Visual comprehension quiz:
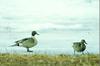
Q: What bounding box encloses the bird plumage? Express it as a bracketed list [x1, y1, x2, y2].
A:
[72, 39, 87, 54]
[11, 31, 39, 52]
[73, 42, 86, 52]
[21, 37, 37, 48]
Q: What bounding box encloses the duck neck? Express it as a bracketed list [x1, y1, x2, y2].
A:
[32, 34, 36, 36]
[32, 36, 35, 38]
[81, 42, 85, 44]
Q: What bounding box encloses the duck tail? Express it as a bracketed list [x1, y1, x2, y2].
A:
[10, 44, 18, 47]
[10, 41, 20, 47]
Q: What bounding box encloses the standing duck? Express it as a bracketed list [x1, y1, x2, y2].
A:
[72, 39, 87, 54]
[11, 31, 39, 52]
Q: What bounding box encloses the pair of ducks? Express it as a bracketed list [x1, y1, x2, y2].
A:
[11, 31, 87, 54]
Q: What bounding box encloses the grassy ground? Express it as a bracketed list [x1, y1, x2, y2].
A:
[0, 53, 99, 66]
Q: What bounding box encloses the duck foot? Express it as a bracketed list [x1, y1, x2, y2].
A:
[82, 52, 84, 55]
[27, 50, 33, 52]
[27, 48, 33, 52]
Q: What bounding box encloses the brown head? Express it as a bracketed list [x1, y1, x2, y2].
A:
[81, 39, 87, 44]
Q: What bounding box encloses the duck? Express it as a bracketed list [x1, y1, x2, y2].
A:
[11, 31, 39, 52]
[72, 39, 87, 54]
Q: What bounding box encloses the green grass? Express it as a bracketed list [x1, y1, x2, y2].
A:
[0, 53, 99, 66]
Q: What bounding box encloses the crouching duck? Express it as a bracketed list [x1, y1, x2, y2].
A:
[72, 39, 87, 54]
[11, 31, 39, 52]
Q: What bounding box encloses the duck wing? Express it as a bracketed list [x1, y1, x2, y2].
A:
[12, 38, 31, 46]
[15, 38, 30, 43]
[22, 38, 36, 48]
[73, 42, 86, 52]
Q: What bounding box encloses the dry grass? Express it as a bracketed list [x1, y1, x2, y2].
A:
[0, 53, 99, 66]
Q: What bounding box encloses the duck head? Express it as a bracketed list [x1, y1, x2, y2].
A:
[32, 31, 39, 36]
[81, 39, 87, 44]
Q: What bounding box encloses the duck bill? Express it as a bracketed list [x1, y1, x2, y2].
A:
[85, 41, 87, 44]
[36, 33, 39, 35]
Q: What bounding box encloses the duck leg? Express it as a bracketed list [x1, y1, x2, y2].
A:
[26, 48, 33, 52]
[74, 50, 75, 55]
[82, 52, 84, 55]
